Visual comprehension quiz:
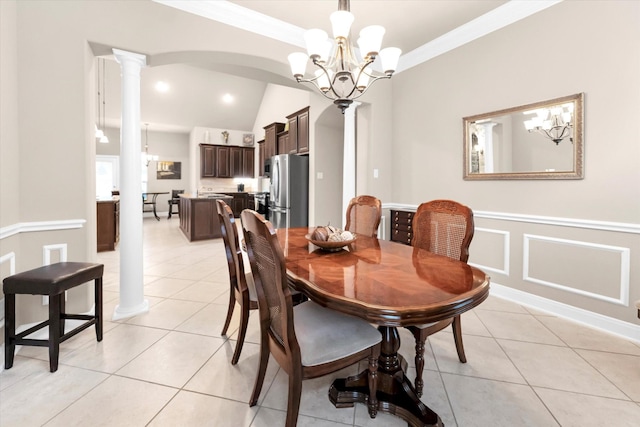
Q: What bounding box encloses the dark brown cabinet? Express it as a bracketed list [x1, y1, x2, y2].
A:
[263, 122, 285, 163]
[216, 146, 231, 178]
[200, 144, 216, 177]
[231, 147, 243, 177]
[257, 139, 266, 176]
[277, 130, 290, 155]
[222, 192, 251, 217]
[179, 196, 225, 241]
[97, 200, 119, 252]
[390, 209, 414, 245]
[201, 144, 254, 178]
[286, 106, 310, 154]
[242, 147, 255, 177]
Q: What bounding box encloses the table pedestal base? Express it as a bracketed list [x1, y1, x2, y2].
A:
[328, 326, 443, 427]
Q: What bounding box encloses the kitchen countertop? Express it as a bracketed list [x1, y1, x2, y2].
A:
[179, 193, 233, 199]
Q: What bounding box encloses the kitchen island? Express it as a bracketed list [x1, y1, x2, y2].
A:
[179, 193, 233, 242]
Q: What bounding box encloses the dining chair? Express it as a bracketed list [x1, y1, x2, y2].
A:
[240, 209, 382, 427]
[345, 195, 382, 237]
[406, 199, 474, 397]
[167, 189, 183, 219]
[216, 199, 258, 365]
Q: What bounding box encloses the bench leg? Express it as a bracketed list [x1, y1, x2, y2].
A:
[49, 294, 62, 372]
[95, 277, 103, 341]
[4, 294, 15, 370]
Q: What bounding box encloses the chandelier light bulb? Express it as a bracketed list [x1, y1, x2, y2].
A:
[329, 10, 354, 39]
[358, 25, 385, 58]
[99, 135, 109, 144]
[379, 47, 402, 74]
[288, 52, 309, 78]
[95, 126, 104, 139]
[304, 29, 329, 59]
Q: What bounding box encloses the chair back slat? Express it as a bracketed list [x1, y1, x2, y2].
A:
[345, 195, 382, 238]
[217, 200, 247, 296]
[241, 210, 298, 353]
[412, 200, 474, 262]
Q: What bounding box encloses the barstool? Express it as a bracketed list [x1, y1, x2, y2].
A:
[3, 262, 104, 372]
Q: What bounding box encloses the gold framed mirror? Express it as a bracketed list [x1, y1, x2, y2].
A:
[463, 93, 584, 180]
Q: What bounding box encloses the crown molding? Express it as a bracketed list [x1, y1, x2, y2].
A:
[397, 0, 562, 73]
[153, 0, 562, 73]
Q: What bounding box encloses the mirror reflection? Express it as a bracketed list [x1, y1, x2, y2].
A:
[463, 93, 584, 180]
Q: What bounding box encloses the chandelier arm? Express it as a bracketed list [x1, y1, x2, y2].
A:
[295, 78, 342, 102]
[349, 74, 391, 99]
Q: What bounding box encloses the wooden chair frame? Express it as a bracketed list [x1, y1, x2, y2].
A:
[406, 199, 474, 397]
[217, 199, 258, 365]
[345, 195, 382, 238]
[241, 209, 381, 427]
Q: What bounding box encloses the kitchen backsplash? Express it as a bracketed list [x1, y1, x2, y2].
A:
[198, 177, 257, 193]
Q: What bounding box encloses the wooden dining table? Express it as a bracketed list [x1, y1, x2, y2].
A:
[276, 227, 490, 427]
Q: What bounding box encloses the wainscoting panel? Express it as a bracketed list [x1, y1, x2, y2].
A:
[382, 203, 640, 339]
[469, 227, 510, 276]
[523, 234, 630, 306]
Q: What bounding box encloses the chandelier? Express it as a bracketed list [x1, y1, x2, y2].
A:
[523, 103, 574, 145]
[287, 0, 401, 113]
[143, 123, 158, 167]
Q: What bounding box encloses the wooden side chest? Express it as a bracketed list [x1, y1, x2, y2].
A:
[390, 209, 414, 245]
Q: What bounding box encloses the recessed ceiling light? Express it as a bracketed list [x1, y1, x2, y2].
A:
[155, 81, 170, 93]
[222, 93, 234, 103]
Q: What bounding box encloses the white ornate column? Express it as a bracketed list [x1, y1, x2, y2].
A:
[112, 49, 149, 320]
[481, 122, 497, 173]
[342, 102, 359, 228]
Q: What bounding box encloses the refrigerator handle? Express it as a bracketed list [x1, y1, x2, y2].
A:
[273, 156, 279, 204]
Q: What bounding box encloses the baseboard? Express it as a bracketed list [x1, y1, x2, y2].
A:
[490, 282, 640, 344]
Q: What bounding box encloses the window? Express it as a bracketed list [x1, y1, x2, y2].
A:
[96, 155, 119, 199]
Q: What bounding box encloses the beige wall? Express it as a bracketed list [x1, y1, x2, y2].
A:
[2, 0, 638, 333]
[0, 1, 19, 312]
[388, 0, 640, 324]
[1, 0, 305, 326]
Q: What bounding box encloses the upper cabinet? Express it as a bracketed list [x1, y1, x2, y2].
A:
[263, 122, 285, 161]
[201, 144, 216, 177]
[287, 107, 309, 154]
[200, 144, 254, 178]
[216, 145, 231, 178]
[277, 129, 290, 155]
[258, 107, 310, 176]
[257, 139, 266, 176]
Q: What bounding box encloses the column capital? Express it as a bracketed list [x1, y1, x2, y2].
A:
[112, 48, 147, 67]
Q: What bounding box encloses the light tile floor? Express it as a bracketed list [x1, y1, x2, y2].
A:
[2, 219, 640, 426]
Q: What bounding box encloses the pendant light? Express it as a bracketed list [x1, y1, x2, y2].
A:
[96, 58, 109, 144]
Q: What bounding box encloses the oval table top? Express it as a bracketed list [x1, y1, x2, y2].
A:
[277, 227, 490, 327]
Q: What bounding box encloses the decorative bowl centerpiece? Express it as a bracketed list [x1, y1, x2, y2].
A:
[305, 225, 356, 252]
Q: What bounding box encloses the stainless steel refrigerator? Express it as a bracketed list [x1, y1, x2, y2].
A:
[268, 154, 309, 229]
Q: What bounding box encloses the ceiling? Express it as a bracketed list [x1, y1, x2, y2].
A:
[101, 0, 554, 134]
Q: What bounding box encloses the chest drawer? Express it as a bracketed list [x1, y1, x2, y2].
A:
[391, 229, 412, 245]
[390, 210, 414, 245]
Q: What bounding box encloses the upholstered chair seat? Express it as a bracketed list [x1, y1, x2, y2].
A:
[294, 301, 382, 366]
